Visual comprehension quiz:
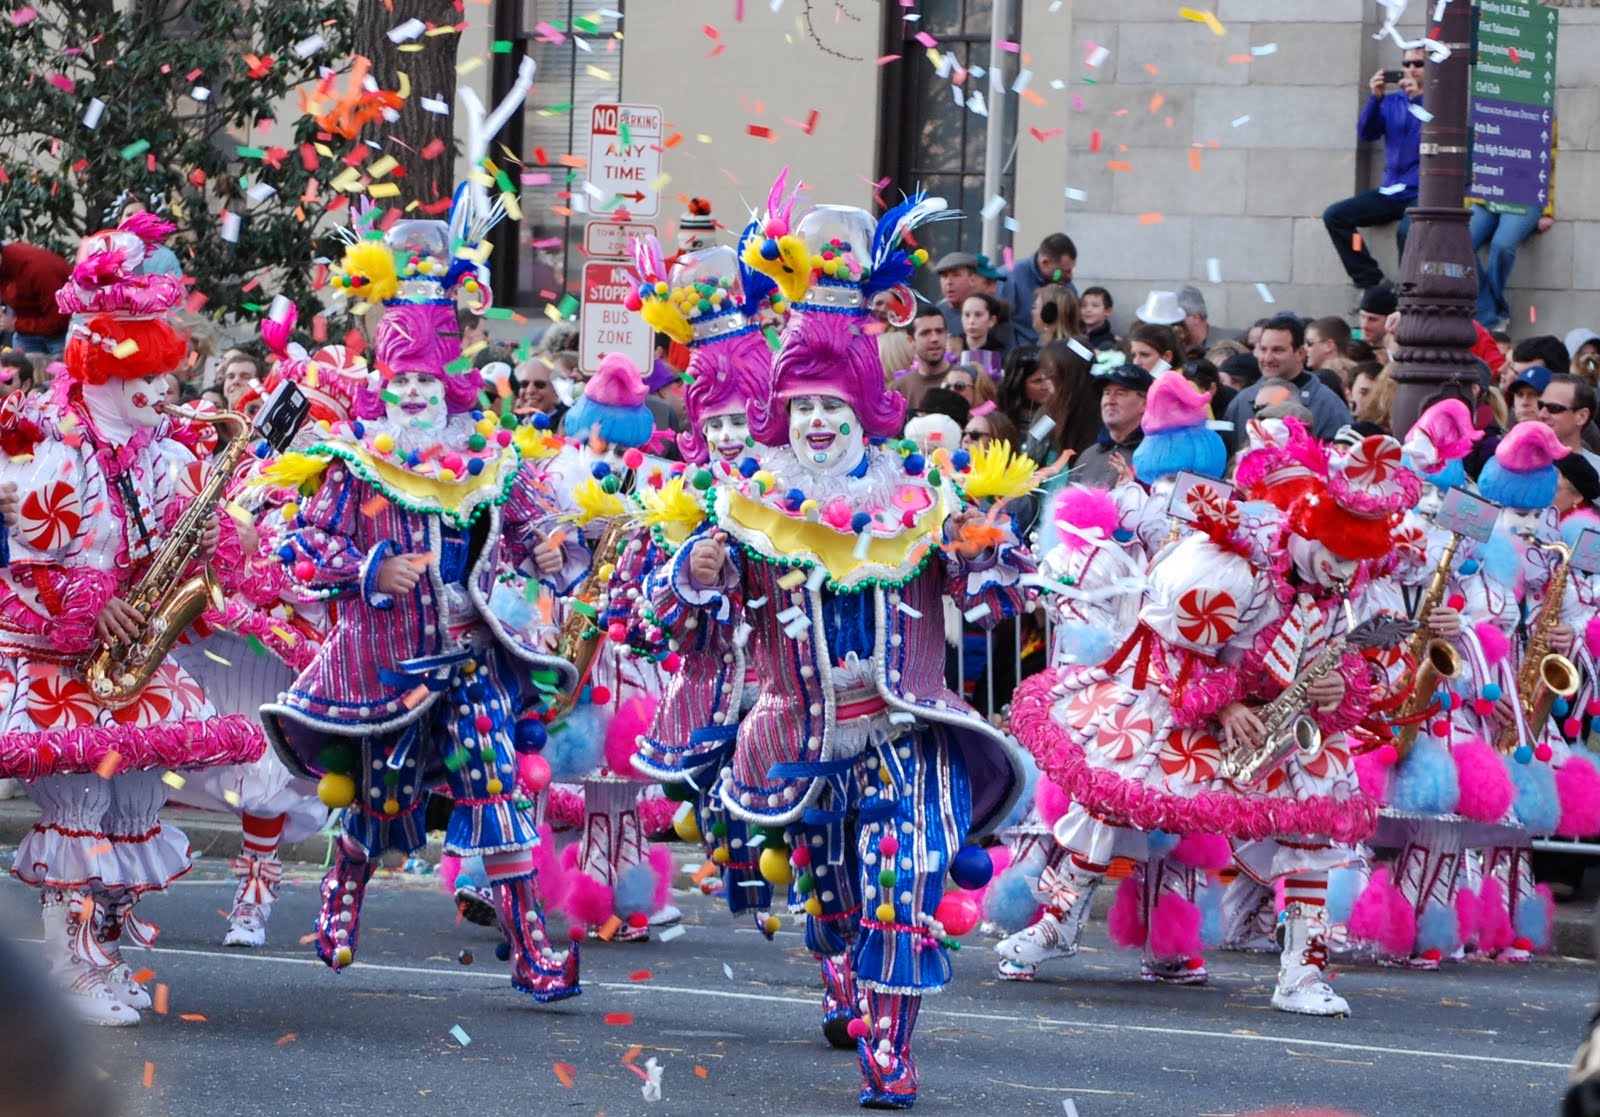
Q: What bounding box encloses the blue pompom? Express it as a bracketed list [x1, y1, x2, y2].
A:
[613, 859, 661, 918]
[253, 440, 271, 459]
[591, 461, 612, 480]
[951, 449, 971, 471]
[760, 237, 780, 261]
[533, 411, 551, 430]
[467, 458, 484, 475]
[1113, 528, 1135, 543]
[352, 421, 365, 439]
[738, 456, 760, 478]
[406, 451, 422, 467]
[471, 409, 484, 421]
[949, 844, 994, 891]
[1147, 830, 1181, 857]
[1506, 754, 1561, 831]
[1459, 558, 1480, 575]
[513, 717, 548, 754]
[277, 544, 296, 564]
[540, 705, 609, 780]
[851, 512, 872, 534]
[1514, 744, 1534, 765]
[785, 487, 806, 508]
[494, 941, 511, 962]
[904, 453, 925, 475]
[1415, 902, 1461, 955]
[1439, 691, 1455, 711]
[1391, 739, 1460, 815]
[1483, 682, 1503, 702]
[1555, 698, 1572, 718]
[983, 866, 1043, 933]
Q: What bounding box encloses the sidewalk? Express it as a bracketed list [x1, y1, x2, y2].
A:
[0, 796, 1593, 959]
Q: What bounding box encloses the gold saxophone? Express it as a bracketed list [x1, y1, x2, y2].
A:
[551, 514, 633, 716]
[1223, 615, 1412, 786]
[1391, 533, 1464, 759]
[84, 407, 251, 707]
[1493, 540, 1579, 753]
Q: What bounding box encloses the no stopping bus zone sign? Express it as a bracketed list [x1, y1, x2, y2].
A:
[579, 260, 653, 375]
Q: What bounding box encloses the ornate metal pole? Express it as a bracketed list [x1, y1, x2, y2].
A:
[1387, 1, 1480, 440]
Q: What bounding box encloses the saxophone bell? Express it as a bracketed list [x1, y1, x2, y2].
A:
[1226, 712, 1323, 787]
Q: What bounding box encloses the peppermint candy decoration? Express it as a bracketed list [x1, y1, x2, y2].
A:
[156, 661, 207, 713]
[26, 670, 96, 730]
[1299, 738, 1351, 781]
[1175, 587, 1241, 646]
[1065, 680, 1122, 734]
[1094, 703, 1153, 762]
[1184, 481, 1239, 533]
[1158, 727, 1222, 784]
[109, 673, 175, 728]
[174, 460, 206, 502]
[18, 481, 82, 554]
[1342, 435, 1402, 487]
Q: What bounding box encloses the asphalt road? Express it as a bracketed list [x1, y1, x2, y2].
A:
[0, 853, 1590, 1117]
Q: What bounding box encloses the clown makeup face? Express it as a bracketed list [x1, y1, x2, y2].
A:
[385, 371, 447, 430]
[701, 409, 750, 462]
[789, 395, 864, 476]
[81, 373, 169, 441]
[1287, 533, 1359, 590]
[1414, 481, 1446, 519]
[1499, 504, 1555, 540]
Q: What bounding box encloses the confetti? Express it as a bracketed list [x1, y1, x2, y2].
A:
[1408, 104, 1434, 123]
[11, 6, 37, 26]
[979, 195, 1007, 220]
[388, 18, 425, 43]
[292, 33, 326, 59]
[695, 1066, 709, 1079]
[1085, 44, 1109, 68]
[95, 750, 121, 779]
[190, 86, 211, 102]
[1139, 212, 1164, 225]
[722, 962, 736, 980]
[604, 1012, 635, 1026]
[153, 983, 169, 1015]
[657, 924, 686, 942]
[1064, 187, 1087, 203]
[629, 969, 653, 981]
[276, 1032, 298, 1047]
[553, 1063, 577, 1088]
[1231, 115, 1250, 128]
[179, 1014, 207, 1022]
[160, 772, 186, 790]
[1206, 257, 1222, 283]
[120, 139, 151, 161]
[450, 1025, 472, 1046]
[143, 1063, 154, 1089]
[1252, 43, 1278, 56]
[220, 211, 241, 243]
[1255, 282, 1276, 304]
[83, 98, 105, 129]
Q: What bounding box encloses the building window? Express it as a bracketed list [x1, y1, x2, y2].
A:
[878, 0, 1018, 296]
[489, 1, 623, 312]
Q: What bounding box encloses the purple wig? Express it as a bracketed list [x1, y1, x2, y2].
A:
[353, 302, 482, 419]
[748, 308, 905, 446]
[678, 328, 775, 463]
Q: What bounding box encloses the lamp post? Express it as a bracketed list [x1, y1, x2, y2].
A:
[1386, 1, 1480, 440]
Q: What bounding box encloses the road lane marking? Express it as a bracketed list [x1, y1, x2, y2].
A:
[63, 940, 1571, 1071]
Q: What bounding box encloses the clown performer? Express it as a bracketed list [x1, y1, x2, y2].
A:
[992, 373, 1237, 984]
[1009, 433, 1417, 1017]
[627, 231, 786, 934]
[1399, 421, 1587, 962]
[0, 216, 269, 1025]
[163, 310, 373, 948]
[260, 212, 582, 1003]
[527, 350, 678, 944]
[651, 183, 1033, 1108]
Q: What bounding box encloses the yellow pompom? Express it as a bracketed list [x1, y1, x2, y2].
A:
[875, 902, 897, 923]
[759, 846, 794, 887]
[281, 502, 299, 521]
[383, 799, 400, 816]
[338, 240, 399, 305]
[485, 778, 504, 795]
[712, 846, 732, 864]
[654, 281, 669, 296]
[439, 468, 457, 482]
[762, 915, 782, 936]
[374, 432, 395, 454]
[673, 811, 703, 844]
[332, 945, 353, 967]
[804, 898, 824, 917]
[751, 470, 776, 493]
[476, 418, 497, 438]
[800, 499, 819, 519]
[317, 773, 356, 809]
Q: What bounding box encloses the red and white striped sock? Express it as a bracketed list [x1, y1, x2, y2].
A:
[1068, 854, 1110, 874]
[483, 851, 536, 883]
[241, 813, 287, 859]
[1283, 875, 1328, 908]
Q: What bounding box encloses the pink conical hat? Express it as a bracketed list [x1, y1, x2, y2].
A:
[584, 352, 649, 407]
[1495, 419, 1568, 473]
[1141, 372, 1211, 434]
[1402, 399, 1482, 470]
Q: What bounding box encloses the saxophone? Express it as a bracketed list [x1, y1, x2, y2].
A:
[1493, 540, 1579, 753]
[84, 385, 309, 707]
[1391, 533, 1465, 759]
[551, 514, 633, 716]
[1223, 615, 1413, 786]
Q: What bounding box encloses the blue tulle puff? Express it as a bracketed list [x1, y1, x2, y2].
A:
[1390, 740, 1461, 816]
[1132, 425, 1226, 485]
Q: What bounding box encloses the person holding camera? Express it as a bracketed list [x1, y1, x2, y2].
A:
[1322, 48, 1426, 293]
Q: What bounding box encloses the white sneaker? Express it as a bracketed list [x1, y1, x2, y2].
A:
[223, 902, 270, 949]
[994, 911, 1080, 970]
[996, 957, 1038, 981]
[97, 962, 153, 1009]
[1272, 903, 1350, 1017]
[58, 965, 142, 1027]
[648, 904, 682, 928]
[1272, 968, 1351, 1016]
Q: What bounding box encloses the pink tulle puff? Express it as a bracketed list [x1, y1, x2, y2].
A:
[604, 695, 660, 778]
[1348, 866, 1415, 957]
[1106, 876, 1145, 950]
[1051, 485, 1121, 553]
[1475, 623, 1511, 666]
[438, 853, 463, 893]
[1454, 885, 1479, 948]
[1352, 748, 1393, 803]
[1171, 833, 1231, 871]
[1453, 738, 1515, 822]
[1557, 755, 1600, 838]
[1475, 878, 1514, 952]
[1034, 779, 1073, 828]
[558, 841, 616, 926]
[1148, 891, 1203, 958]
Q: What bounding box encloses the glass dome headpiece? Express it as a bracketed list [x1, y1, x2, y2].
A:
[628, 230, 774, 347]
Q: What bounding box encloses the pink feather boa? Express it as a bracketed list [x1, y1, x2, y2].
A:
[0, 714, 265, 780]
[1011, 671, 1378, 845]
[1556, 755, 1600, 838]
[1052, 485, 1121, 552]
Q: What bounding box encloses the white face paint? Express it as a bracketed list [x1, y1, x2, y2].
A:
[788, 395, 863, 476]
[82, 374, 168, 438]
[701, 409, 750, 462]
[1499, 505, 1553, 539]
[1288, 533, 1359, 589]
[1414, 482, 1445, 519]
[384, 371, 447, 431]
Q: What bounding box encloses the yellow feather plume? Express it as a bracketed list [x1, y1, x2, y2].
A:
[512, 425, 563, 461]
[958, 439, 1037, 502]
[568, 477, 628, 527]
[261, 451, 333, 495]
[640, 297, 692, 346]
[742, 233, 812, 304]
[634, 474, 706, 549]
[337, 240, 399, 305]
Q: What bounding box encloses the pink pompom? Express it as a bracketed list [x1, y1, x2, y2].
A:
[603, 694, 658, 778]
[935, 892, 981, 936]
[1454, 886, 1479, 950]
[1475, 623, 1510, 666]
[1034, 779, 1073, 828]
[517, 751, 552, 795]
[1348, 867, 1416, 957]
[1106, 876, 1146, 950]
[846, 1018, 870, 1040]
[563, 869, 616, 926]
[1147, 892, 1203, 959]
[1172, 833, 1231, 871]
[648, 843, 675, 911]
[530, 826, 569, 911]
[1587, 615, 1600, 658]
[1453, 738, 1515, 822]
[1557, 755, 1600, 838]
[1352, 749, 1393, 803]
[1051, 485, 1122, 553]
[638, 795, 678, 836]
[438, 853, 463, 893]
[1475, 878, 1514, 952]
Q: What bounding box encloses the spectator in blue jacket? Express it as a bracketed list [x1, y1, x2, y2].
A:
[999, 232, 1077, 349]
[1322, 48, 1425, 292]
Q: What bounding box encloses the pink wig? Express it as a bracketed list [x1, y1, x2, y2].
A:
[354, 302, 482, 418]
[749, 309, 905, 446]
[678, 329, 774, 463]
